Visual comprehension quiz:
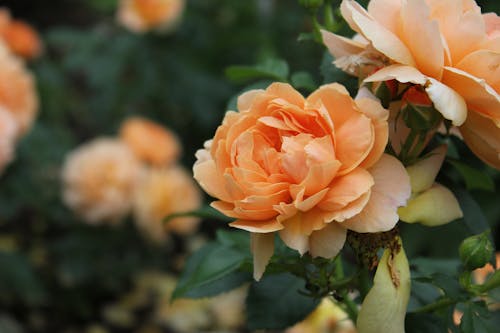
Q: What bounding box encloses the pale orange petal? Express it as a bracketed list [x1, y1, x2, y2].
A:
[230, 218, 284, 233]
[367, 0, 402, 34]
[309, 223, 347, 258]
[321, 29, 368, 59]
[424, 78, 467, 126]
[193, 159, 231, 201]
[406, 145, 447, 193]
[335, 112, 374, 174]
[400, 0, 444, 79]
[341, 0, 415, 66]
[364, 64, 427, 85]
[342, 154, 411, 232]
[442, 66, 500, 121]
[279, 213, 310, 255]
[237, 89, 265, 112]
[460, 112, 500, 169]
[266, 82, 305, 108]
[456, 50, 500, 92]
[318, 168, 374, 212]
[355, 97, 389, 169]
[251, 232, 275, 281]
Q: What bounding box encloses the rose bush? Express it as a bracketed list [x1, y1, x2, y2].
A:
[194, 82, 411, 279]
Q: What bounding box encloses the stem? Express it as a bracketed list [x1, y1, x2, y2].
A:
[335, 257, 359, 322]
[413, 297, 456, 313]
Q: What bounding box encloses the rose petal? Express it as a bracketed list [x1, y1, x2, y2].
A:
[251, 232, 275, 281]
[355, 97, 389, 169]
[309, 222, 347, 258]
[321, 29, 367, 59]
[442, 66, 500, 121]
[399, 183, 463, 226]
[367, 0, 402, 34]
[455, 50, 500, 94]
[424, 77, 468, 126]
[341, 0, 415, 66]
[460, 111, 500, 169]
[230, 218, 284, 233]
[342, 154, 411, 232]
[406, 144, 447, 193]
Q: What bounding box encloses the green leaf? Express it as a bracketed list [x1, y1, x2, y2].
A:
[0, 314, 23, 333]
[216, 229, 250, 253]
[172, 241, 250, 300]
[405, 313, 447, 333]
[447, 184, 490, 235]
[184, 271, 252, 298]
[460, 302, 490, 333]
[225, 58, 289, 83]
[246, 273, 320, 330]
[0, 251, 46, 306]
[447, 160, 495, 192]
[291, 71, 316, 92]
[163, 205, 233, 224]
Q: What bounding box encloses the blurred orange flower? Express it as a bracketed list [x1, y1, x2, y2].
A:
[117, 0, 185, 33]
[120, 116, 181, 167]
[322, 0, 500, 168]
[133, 166, 201, 243]
[0, 42, 38, 135]
[62, 138, 141, 224]
[0, 106, 18, 174]
[0, 9, 42, 60]
[194, 82, 410, 280]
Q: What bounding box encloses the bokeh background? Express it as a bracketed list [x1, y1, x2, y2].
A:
[0, 0, 498, 332]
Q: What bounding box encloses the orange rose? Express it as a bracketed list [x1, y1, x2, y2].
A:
[0, 9, 42, 60]
[117, 0, 185, 33]
[194, 83, 410, 280]
[133, 166, 201, 243]
[62, 138, 141, 224]
[120, 116, 181, 167]
[0, 41, 38, 135]
[0, 106, 18, 174]
[322, 0, 500, 168]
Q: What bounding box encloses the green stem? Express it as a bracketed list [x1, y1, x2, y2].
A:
[335, 257, 359, 322]
[413, 270, 500, 313]
[413, 297, 456, 313]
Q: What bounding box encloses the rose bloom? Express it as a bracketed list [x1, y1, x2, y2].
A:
[117, 0, 185, 33]
[0, 41, 38, 135]
[120, 116, 181, 167]
[133, 166, 201, 243]
[0, 8, 42, 60]
[0, 106, 18, 174]
[62, 138, 141, 224]
[322, 0, 500, 169]
[194, 83, 410, 280]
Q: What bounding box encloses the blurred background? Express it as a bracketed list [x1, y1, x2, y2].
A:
[0, 0, 498, 332]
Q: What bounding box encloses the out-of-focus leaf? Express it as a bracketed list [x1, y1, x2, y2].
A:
[0, 251, 46, 306]
[225, 58, 289, 83]
[0, 314, 23, 333]
[405, 313, 447, 333]
[172, 241, 250, 300]
[447, 160, 495, 192]
[291, 71, 316, 92]
[184, 271, 252, 298]
[460, 302, 490, 333]
[163, 205, 233, 224]
[246, 273, 320, 330]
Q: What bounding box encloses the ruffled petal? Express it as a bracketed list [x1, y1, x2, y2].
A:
[251, 232, 275, 281]
[460, 111, 500, 169]
[342, 154, 411, 232]
[341, 0, 415, 66]
[309, 223, 347, 258]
